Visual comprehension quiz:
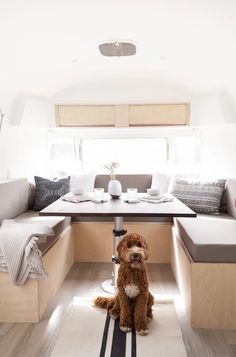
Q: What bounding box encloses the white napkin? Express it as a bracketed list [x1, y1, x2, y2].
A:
[61, 193, 91, 203]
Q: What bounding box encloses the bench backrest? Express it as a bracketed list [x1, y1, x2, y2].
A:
[0, 175, 235, 222]
[95, 174, 152, 192]
[226, 179, 236, 218]
[0, 178, 28, 224]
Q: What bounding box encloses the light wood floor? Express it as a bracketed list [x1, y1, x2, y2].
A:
[0, 263, 235, 357]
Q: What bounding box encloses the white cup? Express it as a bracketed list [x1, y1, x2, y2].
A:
[71, 188, 84, 195]
[94, 188, 104, 202]
[127, 188, 137, 202]
[147, 188, 161, 196]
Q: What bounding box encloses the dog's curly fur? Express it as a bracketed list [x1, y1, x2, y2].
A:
[94, 233, 154, 335]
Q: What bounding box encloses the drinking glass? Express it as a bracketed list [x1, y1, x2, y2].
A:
[127, 188, 137, 202]
[94, 188, 104, 202]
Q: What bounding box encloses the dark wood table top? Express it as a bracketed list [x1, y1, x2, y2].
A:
[39, 193, 196, 218]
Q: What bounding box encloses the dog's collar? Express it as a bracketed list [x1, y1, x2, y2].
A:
[113, 229, 127, 237]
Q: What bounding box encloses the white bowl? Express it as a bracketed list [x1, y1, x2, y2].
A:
[71, 188, 84, 195]
[147, 188, 160, 196]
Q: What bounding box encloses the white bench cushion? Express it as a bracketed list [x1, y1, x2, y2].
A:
[15, 210, 71, 255]
[176, 215, 236, 263]
[226, 179, 236, 218]
[0, 178, 28, 224]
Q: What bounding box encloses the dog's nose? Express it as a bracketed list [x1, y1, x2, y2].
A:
[132, 253, 140, 259]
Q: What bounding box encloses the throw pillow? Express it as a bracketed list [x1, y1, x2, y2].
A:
[171, 179, 226, 214]
[168, 172, 200, 193]
[33, 176, 70, 211]
[70, 171, 96, 194]
[151, 172, 171, 193]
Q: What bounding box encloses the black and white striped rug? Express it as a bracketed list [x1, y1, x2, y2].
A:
[51, 297, 187, 357]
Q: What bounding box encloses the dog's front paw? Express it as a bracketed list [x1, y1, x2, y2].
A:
[136, 328, 149, 336]
[110, 312, 119, 320]
[135, 319, 149, 335]
[120, 326, 132, 333]
[109, 307, 119, 320]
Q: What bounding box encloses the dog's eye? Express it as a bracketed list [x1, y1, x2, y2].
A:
[137, 242, 142, 248]
[127, 242, 132, 248]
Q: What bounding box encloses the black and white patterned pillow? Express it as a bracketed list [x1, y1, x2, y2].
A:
[171, 179, 226, 214]
[33, 176, 70, 211]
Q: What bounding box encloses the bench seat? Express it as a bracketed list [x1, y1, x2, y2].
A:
[15, 210, 71, 255]
[176, 215, 236, 263]
[0, 210, 73, 323]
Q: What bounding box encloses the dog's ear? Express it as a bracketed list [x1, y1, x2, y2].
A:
[140, 236, 149, 260]
[143, 240, 148, 251]
[144, 250, 149, 260]
[116, 240, 123, 260]
[139, 235, 148, 250]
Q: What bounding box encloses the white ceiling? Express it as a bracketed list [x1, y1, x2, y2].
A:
[1, 0, 236, 113]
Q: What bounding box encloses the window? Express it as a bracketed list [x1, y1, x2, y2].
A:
[48, 133, 202, 176]
[171, 136, 201, 174]
[82, 138, 167, 173]
[49, 137, 77, 174]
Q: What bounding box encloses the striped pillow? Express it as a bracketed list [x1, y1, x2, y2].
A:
[171, 179, 226, 214]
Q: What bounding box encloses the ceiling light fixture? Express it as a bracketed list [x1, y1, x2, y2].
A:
[98, 41, 136, 57]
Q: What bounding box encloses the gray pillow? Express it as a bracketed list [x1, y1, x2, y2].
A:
[33, 176, 70, 211]
[171, 179, 226, 214]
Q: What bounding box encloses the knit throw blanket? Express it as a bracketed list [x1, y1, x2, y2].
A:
[0, 220, 54, 285]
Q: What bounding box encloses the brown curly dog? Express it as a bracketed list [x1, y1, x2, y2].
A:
[94, 233, 154, 336]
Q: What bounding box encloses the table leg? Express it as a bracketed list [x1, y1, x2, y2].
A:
[101, 216, 127, 294]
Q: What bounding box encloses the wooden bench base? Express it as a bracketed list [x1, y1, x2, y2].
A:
[2, 220, 236, 328]
[171, 226, 236, 329]
[0, 226, 74, 323]
[0, 221, 171, 322]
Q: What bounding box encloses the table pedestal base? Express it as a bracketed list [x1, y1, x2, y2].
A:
[101, 216, 127, 294]
[101, 279, 116, 294]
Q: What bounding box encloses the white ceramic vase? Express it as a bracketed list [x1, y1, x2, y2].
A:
[108, 179, 122, 199]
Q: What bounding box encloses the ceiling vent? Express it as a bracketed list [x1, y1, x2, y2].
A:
[98, 41, 136, 57]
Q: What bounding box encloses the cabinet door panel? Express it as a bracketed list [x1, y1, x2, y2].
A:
[129, 103, 189, 126]
[56, 105, 115, 127]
